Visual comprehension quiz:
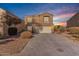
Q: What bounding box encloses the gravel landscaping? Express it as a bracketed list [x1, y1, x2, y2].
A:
[0, 31, 32, 55]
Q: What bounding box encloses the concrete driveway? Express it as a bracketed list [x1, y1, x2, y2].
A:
[15, 33, 79, 56]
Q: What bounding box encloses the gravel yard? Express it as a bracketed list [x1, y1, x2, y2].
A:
[1, 33, 79, 56]
[0, 31, 32, 55]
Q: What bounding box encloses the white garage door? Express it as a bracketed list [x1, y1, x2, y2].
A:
[27, 26, 32, 31]
[39, 26, 52, 33]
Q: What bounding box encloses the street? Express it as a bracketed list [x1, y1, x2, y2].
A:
[14, 33, 79, 56]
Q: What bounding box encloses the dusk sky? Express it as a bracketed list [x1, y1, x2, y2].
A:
[0, 3, 79, 25]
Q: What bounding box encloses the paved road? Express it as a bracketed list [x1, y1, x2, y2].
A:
[15, 33, 79, 56]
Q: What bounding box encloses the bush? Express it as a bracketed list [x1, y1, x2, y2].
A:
[20, 31, 32, 39]
[54, 25, 66, 32]
[59, 26, 66, 32]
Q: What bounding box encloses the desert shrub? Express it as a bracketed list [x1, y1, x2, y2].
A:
[54, 25, 59, 32]
[59, 26, 66, 32]
[54, 25, 66, 32]
[20, 31, 32, 39]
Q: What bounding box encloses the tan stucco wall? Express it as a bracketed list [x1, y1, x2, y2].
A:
[0, 22, 9, 37]
[24, 16, 33, 25]
[0, 8, 22, 38]
[38, 13, 53, 26]
[25, 13, 53, 26]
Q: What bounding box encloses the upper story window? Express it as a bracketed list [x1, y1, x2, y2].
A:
[27, 17, 32, 23]
[44, 16, 49, 23]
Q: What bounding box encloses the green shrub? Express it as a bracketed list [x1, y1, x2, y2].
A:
[54, 25, 66, 32]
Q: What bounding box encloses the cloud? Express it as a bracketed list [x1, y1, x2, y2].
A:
[54, 22, 67, 26]
[54, 13, 75, 20]
[48, 6, 79, 16]
[53, 13, 75, 24]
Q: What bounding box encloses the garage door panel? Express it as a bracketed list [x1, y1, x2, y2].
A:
[39, 26, 52, 33]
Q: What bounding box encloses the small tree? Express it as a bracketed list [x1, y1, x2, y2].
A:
[54, 25, 65, 32]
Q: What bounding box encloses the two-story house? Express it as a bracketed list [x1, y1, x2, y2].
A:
[0, 8, 21, 38]
[24, 13, 53, 33]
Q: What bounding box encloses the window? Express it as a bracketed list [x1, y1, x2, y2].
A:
[27, 17, 32, 23]
[44, 16, 49, 23]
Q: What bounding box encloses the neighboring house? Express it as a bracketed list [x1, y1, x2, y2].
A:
[24, 13, 53, 33]
[67, 13, 79, 27]
[0, 8, 21, 38]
